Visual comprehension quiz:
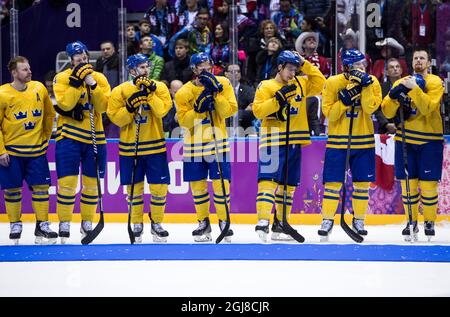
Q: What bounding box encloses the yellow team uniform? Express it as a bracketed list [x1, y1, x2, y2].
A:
[0, 81, 55, 222]
[252, 60, 326, 221]
[107, 80, 172, 225]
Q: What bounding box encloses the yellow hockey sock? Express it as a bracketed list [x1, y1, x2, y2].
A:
[4, 188, 22, 223]
[56, 175, 78, 222]
[127, 182, 144, 224]
[212, 179, 230, 222]
[419, 180, 439, 222]
[321, 182, 342, 220]
[275, 185, 296, 221]
[352, 182, 370, 220]
[31, 185, 50, 222]
[400, 179, 419, 222]
[80, 176, 99, 222]
[191, 180, 210, 221]
[256, 180, 277, 220]
[149, 183, 168, 223]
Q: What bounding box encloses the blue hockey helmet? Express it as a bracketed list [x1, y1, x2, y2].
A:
[190, 52, 213, 70]
[126, 54, 149, 71]
[277, 50, 301, 67]
[413, 73, 426, 91]
[66, 41, 89, 59]
[341, 49, 365, 67]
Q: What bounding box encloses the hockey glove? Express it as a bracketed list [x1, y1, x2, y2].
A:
[389, 83, 410, 100]
[275, 84, 297, 108]
[194, 90, 214, 113]
[126, 90, 148, 113]
[268, 103, 289, 121]
[338, 84, 362, 106]
[134, 75, 157, 95]
[398, 94, 413, 121]
[198, 71, 223, 93]
[69, 63, 93, 88]
[349, 69, 373, 87]
[54, 103, 84, 121]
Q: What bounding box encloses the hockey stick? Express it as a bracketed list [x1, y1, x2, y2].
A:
[340, 101, 364, 243]
[127, 106, 143, 244]
[398, 93, 415, 242]
[274, 100, 305, 243]
[81, 85, 105, 245]
[207, 108, 231, 244]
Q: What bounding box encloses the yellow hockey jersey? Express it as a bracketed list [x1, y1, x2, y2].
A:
[53, 68, 111, 145]
[107, 80, 172, 156]
[322, 73, 381, 149]
[175, 76, 238, 158]
[252, 60, 326, 149]
[0, 81, 55, 157]
[381, 74, 444, 145]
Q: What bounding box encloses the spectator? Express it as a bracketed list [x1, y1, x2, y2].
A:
[160, 38, 193, 85]
[210, 22, 230, 75]
[126, 24, 139, 56]
[337, 28, 372, 74]
[295, 31, 331, 78]
[258, 19, 284, 50]
[177, 0, 200, 28]
[372, 37, 409, 82]
[299, 0, 331, 18]
[139, 35, 165, 80]
[406, 0, 436, 52]
[255, 37, 283, 82]
[135, 19, 164, 57]
[144, 0, 178, 47]
[224, 63, 256, 135]
[187, 7, 213, 54]
[95, 41, 119, 88]
[272, 0, 303, 50]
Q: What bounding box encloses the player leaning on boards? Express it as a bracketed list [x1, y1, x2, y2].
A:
[252, 50, 326, 242]
[381, 48, 445, 242]
[107, 54, 172, 243]
[319, 49, 381, 241]
[175, 53, 238, 242]
[0, 56, 57, 245]
[53, 41, 111, 243]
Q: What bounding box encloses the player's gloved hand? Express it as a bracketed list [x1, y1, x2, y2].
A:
[269, 103, 290, 121]
[338, 83, 362, 106]
[194, 89, 214, 113]
[389, 83, 410, 100]
[349, 69, 373, 87]
[69, 63, 94, 88]
[198, 71, 223, 93]
[275, 84, 297, 108]
[396, 94, 413, 121]
[134, 75, 157, 95]
[54, 103, 84, 121]
[126, 90, 148, 113]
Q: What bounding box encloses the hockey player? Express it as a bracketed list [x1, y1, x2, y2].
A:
[107, 54, 172, 243]
[53, 41, 111, 243]
[381, 48, 444, 242]
[175, 52, 238, 242]
[319, 49, 381, 241]
[252, 50, 326, 242]
[0, 56, 57, 244]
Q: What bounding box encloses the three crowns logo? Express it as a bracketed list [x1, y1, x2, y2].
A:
[24, 121, 36, 130]
[32, 109, 42, 117]
[14, 111, 27, 120]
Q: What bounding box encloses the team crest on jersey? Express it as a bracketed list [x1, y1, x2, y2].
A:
[36, 93, 41, 102]
[24, 121, 36, 130]
[289, 106, 299, 116]
[14, 111, 27, 120]
[294, 94, 302, 103]
[32, 109, 42, 117]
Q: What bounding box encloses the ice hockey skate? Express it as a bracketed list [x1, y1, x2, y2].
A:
[402, 221, 419, 242]
[34, 221, 57, 245]
[80, 220, 93, 240]
[255, 219, 270, 243]
[133, 223, 144, 244]
[58, 222, 70, 244]
[192, 217, 212, 242]
[9, 222, 23, 245]
[352, 218, 368, 236]
[318, 219, 334, 242]
[151, 222, 169, 243]
[424, 221, 435, 242]
[218, 220, 233, 243]
[271, 218, 294, 241]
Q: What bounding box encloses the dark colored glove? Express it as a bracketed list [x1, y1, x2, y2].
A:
[349, 69, 373, 87]
[69, 63, 93, 88]
[54, 103, 84, 121]
[134, 75, 157, 95]
[198, 71, 223, 93]
[268, 103, 289, 121]
[398, 94, 413, 121]
[275, 84, 297, 108]
[389, 83, 410, 100]
[126, 90, 148, 113]
[194, 89, 214, 113]
[338, 84, 362, 106]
